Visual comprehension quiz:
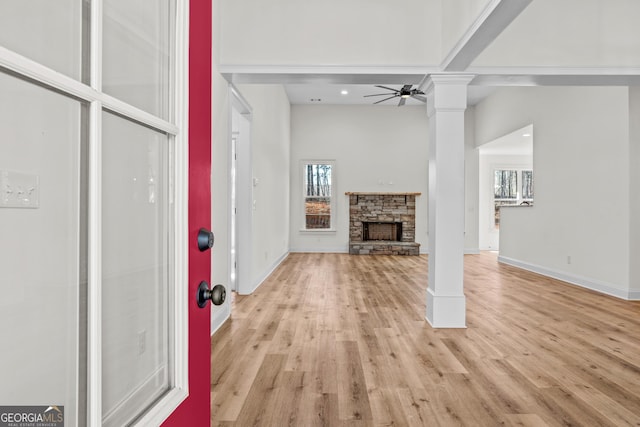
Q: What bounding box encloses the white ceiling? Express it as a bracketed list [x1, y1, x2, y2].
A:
[284, 83, 496, 106]
[225, 1, 640, 109]
[284, 84, 424, 106]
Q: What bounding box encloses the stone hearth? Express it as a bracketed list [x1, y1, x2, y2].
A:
[347, 192, 420, 255]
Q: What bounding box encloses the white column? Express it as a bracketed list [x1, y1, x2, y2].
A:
[425, 75, 474, 328]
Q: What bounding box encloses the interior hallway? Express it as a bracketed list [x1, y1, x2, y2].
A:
[211, 253, 640, 426]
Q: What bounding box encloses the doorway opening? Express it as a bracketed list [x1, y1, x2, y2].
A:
[478, 124, 534, 250]
[229, 86, 253, 298]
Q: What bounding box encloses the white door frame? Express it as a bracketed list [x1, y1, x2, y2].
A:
[229, 85, 253, 295]
[229, 131, 239, 292]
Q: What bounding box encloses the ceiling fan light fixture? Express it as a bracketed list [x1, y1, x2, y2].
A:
[364, 84, 426, 106]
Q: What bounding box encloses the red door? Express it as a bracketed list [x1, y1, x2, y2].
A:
[162, 0, 212, 424]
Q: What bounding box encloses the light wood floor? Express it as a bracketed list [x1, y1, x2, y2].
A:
[210, 252, 640, 426]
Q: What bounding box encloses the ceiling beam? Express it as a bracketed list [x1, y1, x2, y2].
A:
[441, 0, 532, 72]
[219, 65, 438, 85]
[468, 66, 640, 86]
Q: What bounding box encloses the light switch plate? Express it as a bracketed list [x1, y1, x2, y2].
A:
[0, 170, 39, 208]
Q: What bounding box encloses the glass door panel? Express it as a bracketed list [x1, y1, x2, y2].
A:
[101, 111, 173, 426]
[0, 0, 87, 81]
[0, 71, 85, 426]
[103, 0, 174, 120]
[0, 0, 183, 423]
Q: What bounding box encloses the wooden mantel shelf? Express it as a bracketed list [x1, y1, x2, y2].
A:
[345, 192, 422, 196]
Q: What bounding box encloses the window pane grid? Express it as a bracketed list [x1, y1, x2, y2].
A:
[305, 197, 331, 229]
[522, 170, 534, 199]
[304, 164, 332, 197]
[493, 169, 534, 229]
[494, 170, 518, 199]
[303, 163, 333, 230]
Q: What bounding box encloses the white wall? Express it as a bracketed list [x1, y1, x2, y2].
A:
[478, 153, 532, 250]
[236, 85, 291, 292]
[473, 0, 640, 67]
[290, 105, 429, 253]
[219, 0, 442, 67]
[475, 86, 631, 295]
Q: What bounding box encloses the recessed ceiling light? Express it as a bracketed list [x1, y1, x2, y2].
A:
[340, 90, 349, 95]
[522, 133, 531, 137]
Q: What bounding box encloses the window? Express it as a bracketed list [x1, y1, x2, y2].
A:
[303, 162, 334, 230]
[522, 170, 534, 199]
[494, 169, 533, 228]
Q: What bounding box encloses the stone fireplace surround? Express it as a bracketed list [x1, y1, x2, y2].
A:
[347, 192, 421, 255]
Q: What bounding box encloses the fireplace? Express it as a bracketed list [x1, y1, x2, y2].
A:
[363, 222, 402, 241]
[346, 192, 421, 255]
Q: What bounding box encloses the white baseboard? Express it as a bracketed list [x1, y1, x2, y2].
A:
[628, 290, 640, 301]
[498, 255, 632, 300]
[239, 251, 290, 295]
[419, 248, 480, 255]
[290, 246, 348, 253]
[211, 303, 230, 336]
[426, 288, 467, 328]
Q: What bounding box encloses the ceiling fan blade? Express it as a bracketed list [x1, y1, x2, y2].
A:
[402, 84, 413, 91]
[373, 95, 399, 104]
[374, 85, 399, 92]
[411, 94, 427, 103]
[364, 93, 396, 97]
[398, 97, 407, 107]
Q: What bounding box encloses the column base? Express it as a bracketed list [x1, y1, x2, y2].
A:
[425, 288, 466, 328]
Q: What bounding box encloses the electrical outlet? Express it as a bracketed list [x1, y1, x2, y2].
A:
[567, 255, 572, 265]
[138, 330, 146, 355]
[0, 170, 39, 208]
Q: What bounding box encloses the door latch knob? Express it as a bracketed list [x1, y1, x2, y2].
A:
[197, 228, 214, 252]
[197, 281, 226, 308]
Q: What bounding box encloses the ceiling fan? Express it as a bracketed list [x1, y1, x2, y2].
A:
[364, 84, 427, 106]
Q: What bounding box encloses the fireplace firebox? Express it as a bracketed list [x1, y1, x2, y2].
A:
[363, 222, 402, 241]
